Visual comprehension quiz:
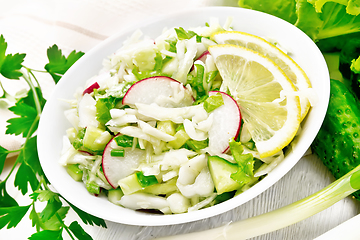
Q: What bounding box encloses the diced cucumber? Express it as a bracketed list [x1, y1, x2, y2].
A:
[213, 191, 236, 204]
[118, 173, 143, 195]
[208, 155, 242, 194]
[66, 164, 83, 182]
[83, 125, 112, 151]
[157, 120, 176, 136]
[141, 178, 178, 195]
[119, 171, 159, 195]
[168, 129, 190, 149]
[66, 127, 77, 144]
[243, 140, 255, 150]
[108, 188, 124, 204]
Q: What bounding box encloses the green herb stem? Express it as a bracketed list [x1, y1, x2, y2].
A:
[26, 67, 43, 94]
[56, 213, 76, 240]
[24, 67, 48, 74]
[21, 68, 42, 116]
[2, 148, 23, 182]
[158, 165, 360, 240]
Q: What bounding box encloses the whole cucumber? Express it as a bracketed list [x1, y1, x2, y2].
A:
[311, 79, 360, 200]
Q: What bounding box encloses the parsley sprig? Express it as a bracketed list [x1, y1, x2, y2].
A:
[0, 34, 106, 240]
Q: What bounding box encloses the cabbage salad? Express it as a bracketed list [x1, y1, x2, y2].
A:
[60, 17, 285, 214]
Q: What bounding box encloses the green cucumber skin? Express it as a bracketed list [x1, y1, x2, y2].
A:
[208, 155, 242, 194]
[311, 79, 360, 200]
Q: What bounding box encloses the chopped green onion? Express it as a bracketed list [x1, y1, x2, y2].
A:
[72, 128, 86, 149]
[114, 135, 133, 147]
[86, 178, 100, 195]
[136, 171, 158, 188]
[110, 149, 125, 157]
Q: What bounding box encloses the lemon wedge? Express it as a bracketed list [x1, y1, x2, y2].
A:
[211, 31, 311, 121]
[208, 44, 301, 158]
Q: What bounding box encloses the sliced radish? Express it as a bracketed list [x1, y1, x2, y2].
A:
[122, 76, 194, 108]
[102, 134, 145, 188]
[191, 50, 210, 71]
[196, 50, 210, 63]
[83, 82, 100, 95]
[208, 91, 241, 154]
[82, 71, 111, 95]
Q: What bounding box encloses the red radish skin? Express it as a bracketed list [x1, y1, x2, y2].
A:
[191, 50, 210, 71]
[122, 76, 194, 107]
[208, 91, 242, 154]
[196, 50, 210, 63]
[79, 150, 93, 156]
[83, 82, 100, 95]
[102, 134, 145, 189]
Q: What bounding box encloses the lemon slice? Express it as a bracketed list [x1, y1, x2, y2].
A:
[211, 31, 311, 121]
[208, 44, 301, 158]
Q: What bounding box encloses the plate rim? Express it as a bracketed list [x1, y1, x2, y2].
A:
[37, 6, 330, 226]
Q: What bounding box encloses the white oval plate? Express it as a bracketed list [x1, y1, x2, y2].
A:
[37, 6, 330, 226]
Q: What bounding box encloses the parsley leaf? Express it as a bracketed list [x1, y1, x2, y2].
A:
[41, 199, 62, 222]
[165, 38, 177, 53]
[6, 87, 45, 138]
[0, 205, 30, 229]
[69, 221, 93, 240]
[175, 27, 202, 42]
[30, 189, 59, 202]
[15, 137, 43, 195]
[29, 207, 42, 232]
[28, 229, 63, 240]
[45, 45, 84, 83]
[46, 207, 70, 232]
[95, 97, 117, 125]
[0, 35, 7, 70]
[0, 145, 8, 174]
[187, 64, 206, 100]
[0, 181, 18, 207]
[43, 196, 61, 219]
[30, 189, 62, 222]
[22, 86, 46, 110]
[6, 101, 38, 137]
[19, 136, 44, 176]
[14, 163, 39, 195]
[229, 140, 255, 186]
[65, 200, 107, 228]
[0, 35, 25, 79]
[1, 53, 26, 79]
[30, 206, 70, 232]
